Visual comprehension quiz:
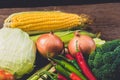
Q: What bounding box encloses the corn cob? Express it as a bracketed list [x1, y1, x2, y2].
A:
[30, 30, 99, 47]
[4, 11, 93, 35]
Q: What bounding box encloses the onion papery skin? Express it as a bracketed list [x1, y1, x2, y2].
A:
[68, 31, 96, 56]
[36, 32, 64, 58]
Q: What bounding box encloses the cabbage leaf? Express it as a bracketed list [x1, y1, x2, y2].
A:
[0, 28, 36, 78]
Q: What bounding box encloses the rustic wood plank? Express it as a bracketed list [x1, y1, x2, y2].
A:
[0, 3, 120, 40]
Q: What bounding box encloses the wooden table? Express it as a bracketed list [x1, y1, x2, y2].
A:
[0, 2, 120, 79]
[0, 2, 120, 41]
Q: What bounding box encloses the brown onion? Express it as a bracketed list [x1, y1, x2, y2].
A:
[36, 32, 64, 58]
[68, 31, 96, 56]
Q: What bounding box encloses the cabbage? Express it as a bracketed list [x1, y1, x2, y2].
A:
[0, 28, 36, 78]
[93, 38, 106, 47]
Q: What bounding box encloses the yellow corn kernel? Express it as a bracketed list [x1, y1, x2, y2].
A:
[4, 11, 92, 35]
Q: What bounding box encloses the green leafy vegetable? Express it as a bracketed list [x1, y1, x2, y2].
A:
[88, 39, 120, 80]
[93, 38, 106, 47]
[0, 28, 36, 79]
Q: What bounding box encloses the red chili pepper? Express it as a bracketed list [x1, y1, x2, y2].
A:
[50, 57, 86, 80]
[43, 70, 67, 80]
[70, 73, 82, 80]
[55, 64, 82, 80]
[57, 73, 67, 80]
[65, 53, 74, 60]
[75, 52, 96, 80]
[65, 53, 81, 72]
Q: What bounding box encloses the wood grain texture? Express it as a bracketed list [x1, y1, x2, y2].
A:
[0, 3, 120, 40]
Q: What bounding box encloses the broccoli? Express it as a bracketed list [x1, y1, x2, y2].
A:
[88, 39, 120, 80]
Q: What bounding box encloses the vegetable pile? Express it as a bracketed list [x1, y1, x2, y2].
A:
[0, 11, 119, 80]
[27, 31, 97, 80]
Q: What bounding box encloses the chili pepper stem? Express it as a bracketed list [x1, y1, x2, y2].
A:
[65, 53, 74, 60]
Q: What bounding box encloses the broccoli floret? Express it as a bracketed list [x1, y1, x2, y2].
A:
[88, 39, 120, 80]
[102, 52, 117, 64]
[93, 52, 103, 68]
[101, 39, 120, 53]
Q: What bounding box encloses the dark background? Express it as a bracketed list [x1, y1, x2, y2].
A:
[0, 0, 119, 8]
